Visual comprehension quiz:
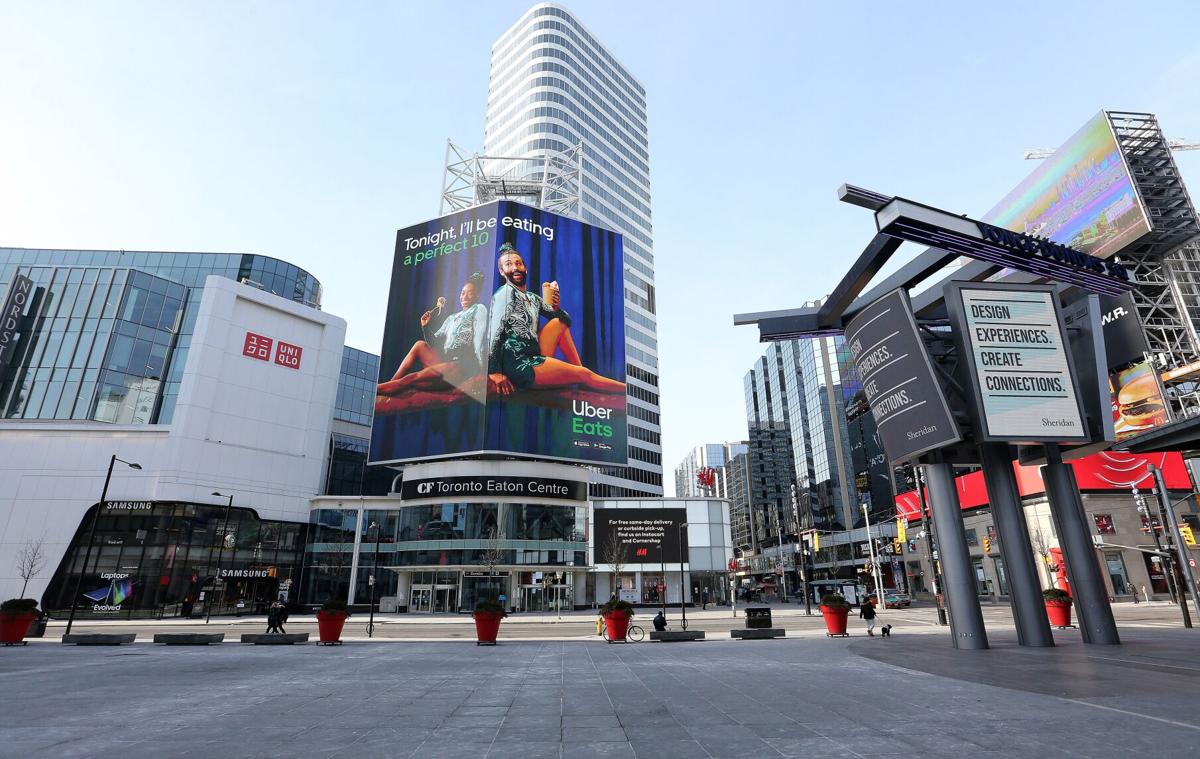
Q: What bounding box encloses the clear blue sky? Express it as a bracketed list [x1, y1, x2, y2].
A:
[3, 1, 1199, 494]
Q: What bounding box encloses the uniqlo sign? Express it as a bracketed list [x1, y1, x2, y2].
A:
[243, 332, 302, 370]
[275, 341, 302, 370]
[243, 332, 273, 361]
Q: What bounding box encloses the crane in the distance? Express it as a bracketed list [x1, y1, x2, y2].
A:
[1024, 138, 1199, 160]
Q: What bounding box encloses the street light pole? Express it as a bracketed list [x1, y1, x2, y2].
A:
[916, 466, 948, 625]
[862, 501, 885, 608]
[1147, 467, 1198, 627]
[66, 454, 141, 636]
[677, 522, 688, 629]
[368, 520, 382, 637]
[207, 492, 235, 624]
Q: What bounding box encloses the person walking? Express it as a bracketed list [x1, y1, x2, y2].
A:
[1127, 582, 1139, 603]
[701, 588, 710, 610]
[860, 595, 878, 637]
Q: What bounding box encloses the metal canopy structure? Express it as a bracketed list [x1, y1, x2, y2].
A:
[734, 185, 1133, 343]
[439, 139, 582, 218]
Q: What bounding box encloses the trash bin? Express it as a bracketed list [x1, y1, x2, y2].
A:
[745, 607, 772, 629]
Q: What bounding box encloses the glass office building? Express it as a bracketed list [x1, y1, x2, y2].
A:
[486, 4, 663, 497]
[0, 248, 321, 426]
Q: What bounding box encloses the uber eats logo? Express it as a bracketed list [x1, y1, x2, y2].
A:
[571, 399, 613, 438]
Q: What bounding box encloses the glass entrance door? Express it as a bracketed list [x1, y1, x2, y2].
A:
[411, 586, 432, 613]
[434, 586, 457, 613]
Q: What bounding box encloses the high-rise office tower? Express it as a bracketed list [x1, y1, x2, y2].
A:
[674, 442, 748, 498]
[484, 4, 661, 497]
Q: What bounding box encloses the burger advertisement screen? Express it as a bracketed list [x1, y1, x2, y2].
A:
[370, 200, 628, 466]
[1110, 362, 1167, 440]
[984, 111, 1151, 260]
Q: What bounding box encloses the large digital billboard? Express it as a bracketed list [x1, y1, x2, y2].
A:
[371, 200, 627, 466]
[594, 509, 686, 565]
[985, 111, 1150, 260]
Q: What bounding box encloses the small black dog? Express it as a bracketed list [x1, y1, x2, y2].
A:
[880, 624, 892, 638]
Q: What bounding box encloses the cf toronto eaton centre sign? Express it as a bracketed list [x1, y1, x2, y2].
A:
[400, 475, 587, 502]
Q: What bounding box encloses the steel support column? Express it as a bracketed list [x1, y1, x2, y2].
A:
[1042, 444, 1120, 645]
[925, 462, 988, 649]
[979, 443, 1053, 647]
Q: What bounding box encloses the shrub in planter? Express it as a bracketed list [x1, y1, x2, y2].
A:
[316, 599, 350, 644]
[818, 594, 851, 636]
[472, 600, 507, 646]
[600, 599, 634, 642]
[1, 598, 39, 645]
[1043, 588, 1072, 628]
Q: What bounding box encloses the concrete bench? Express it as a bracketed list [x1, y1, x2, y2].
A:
[240, 633, 309, 645]
[730, 628, 786, 640]
[62, 634, 136, 646]
[649, 630, 705, 642]
[154, 633, 225, 645]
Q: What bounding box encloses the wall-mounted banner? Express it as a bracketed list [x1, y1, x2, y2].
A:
[844, 288, 961, 463]
[0, 272, 34, 367]
[949, 283, 1089, 443]
[399, 474, 587, 502]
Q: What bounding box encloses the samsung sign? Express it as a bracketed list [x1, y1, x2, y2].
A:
[400, 475, 587, 502]
[0, 273, 34, 366]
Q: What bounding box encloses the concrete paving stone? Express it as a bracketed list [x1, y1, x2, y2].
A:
[622, 723, 695, 742]
[763, 736, 860, 758]
[485, 741, 562, 759]
[383, 742, 494, 759]
[697, 734, 785, 758]
[746, 723, 823, 739]
[499, 714, 559, 727]
[494, 727, 562, 742]
[443, 713, 507, 727]
[559, 742, 636, 759]
[627, 738, 709, 759]
[429, 726, 499, 743]
[562, 715, 621, 728]
[562, 726, 627, 742]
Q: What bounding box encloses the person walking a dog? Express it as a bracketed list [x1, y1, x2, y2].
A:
[860, 595, 878, 637]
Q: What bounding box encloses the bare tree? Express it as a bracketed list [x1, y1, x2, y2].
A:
[16, 536, 47, 598]
[600, 532, 630, 602]
[479, 528, 507, 602]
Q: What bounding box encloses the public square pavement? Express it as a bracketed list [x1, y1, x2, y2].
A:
[3, 623, 1199, 758]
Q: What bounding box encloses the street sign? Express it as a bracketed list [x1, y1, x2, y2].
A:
[844, 289, 962, 463]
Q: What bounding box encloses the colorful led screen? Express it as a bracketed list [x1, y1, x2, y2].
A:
[984, 111, 1150, 260]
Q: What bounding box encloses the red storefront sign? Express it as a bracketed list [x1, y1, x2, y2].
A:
[242, 332, 273, 361]
[243, 332, 302, 370]
[275, 341, 303, 370]
[894, 451, 1193, 521]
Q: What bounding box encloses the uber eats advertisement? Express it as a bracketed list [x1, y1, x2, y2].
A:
[371, 200, 628, 466]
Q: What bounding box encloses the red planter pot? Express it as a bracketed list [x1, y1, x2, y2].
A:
[603, 612, 631, 642]
[472, 611, 504, 645]
[1045, 599, 1073, 628]
[819, 605, 850, 636]
[0, 612, 36, 645]
[316, 611, 348, 643]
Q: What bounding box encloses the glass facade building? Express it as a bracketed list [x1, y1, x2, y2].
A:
[0, 248, 321, 425]
[743, 336, 895, 589]
[673, 442, 748, 498]
[486, 4, 662, 497]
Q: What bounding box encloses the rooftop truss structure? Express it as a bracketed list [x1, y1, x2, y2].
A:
[439, 139, 582, 218]
[1109, 112, 1200, 260]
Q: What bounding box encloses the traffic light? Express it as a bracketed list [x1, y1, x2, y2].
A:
[983, 536, 991, 553]
[893, 538, 903, 554]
